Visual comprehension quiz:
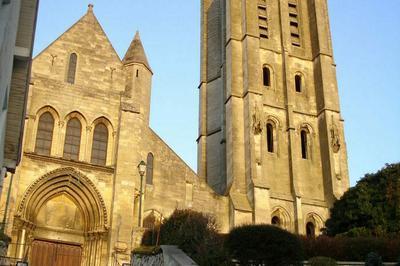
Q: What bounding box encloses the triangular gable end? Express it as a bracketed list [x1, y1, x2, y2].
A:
[34, 5, 121, 64]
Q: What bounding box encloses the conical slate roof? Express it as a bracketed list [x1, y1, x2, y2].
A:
[123, 31, 152, 72]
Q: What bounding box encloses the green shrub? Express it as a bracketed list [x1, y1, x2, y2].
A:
[226, 224, 303, 265]
[326, 163, 400, 237]
[365, 252, 383, 266]
[302, 236, 400, 262]
[308, 256, 337, 266]
[338, 227, 373, 238]
[142, 209, 228, 266]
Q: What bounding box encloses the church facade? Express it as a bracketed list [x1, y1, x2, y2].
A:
[0, 1, 349, 265]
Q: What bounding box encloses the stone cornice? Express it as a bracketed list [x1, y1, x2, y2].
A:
[24, 152, 115, 174]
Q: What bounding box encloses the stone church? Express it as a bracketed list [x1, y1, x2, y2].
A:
[0, 1, 349, 265]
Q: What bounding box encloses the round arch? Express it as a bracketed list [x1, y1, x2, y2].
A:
[297, 122, 314, 135]
[265, 115, 282, 130]
[17, 167, 108, 232]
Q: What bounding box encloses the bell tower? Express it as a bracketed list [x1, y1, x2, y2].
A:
[198, 0, 350, 232]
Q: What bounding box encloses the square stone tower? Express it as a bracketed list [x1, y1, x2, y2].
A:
[198, 0, 350, 233]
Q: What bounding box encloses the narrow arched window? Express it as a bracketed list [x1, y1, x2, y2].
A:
[91, 123, 108, 165]
[301, 130, 308, 159]
[67, 53, 77, 84]
[146, 153, 154, 185]
[263, 67, 271, 87]
[295, 74, 302, 92]
[271, 216, 281, 227]
[306, 222, 316, 238]
[266, 123, 274, 153]
[35, 112, 54, 156]
[63, 118, 81, 160]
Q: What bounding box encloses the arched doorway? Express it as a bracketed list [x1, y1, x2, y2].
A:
[306, 222, 315, 238]
[271, 216, 281, 227]
[14, 168, 108, 266]
[270, 207, 291, 230]
[305, 213, 324, 238]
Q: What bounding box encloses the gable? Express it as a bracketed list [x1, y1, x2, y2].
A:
[32, 9, 124, 91]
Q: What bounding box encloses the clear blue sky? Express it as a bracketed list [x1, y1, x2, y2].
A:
[33, 1, 400, 186]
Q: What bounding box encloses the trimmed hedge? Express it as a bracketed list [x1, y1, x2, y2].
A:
[225, 224, 304, 265]
[141, 209, 400, 265]
[302, 236, 400, 262]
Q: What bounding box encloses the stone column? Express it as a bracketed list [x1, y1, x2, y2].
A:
[84, 231, 107, 266]
[17, 228, 26, 259]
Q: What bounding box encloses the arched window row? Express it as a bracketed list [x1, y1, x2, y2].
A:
[261, 67, 306, 93]
[269, 210, 322, 236]
[33, 109, 114, 166]
[264, 120, 313, 160]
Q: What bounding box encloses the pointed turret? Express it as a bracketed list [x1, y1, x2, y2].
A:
[122, 31, 153, 125]
[123, 32, 152, 73]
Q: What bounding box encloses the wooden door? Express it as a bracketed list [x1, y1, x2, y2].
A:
[31, 240, 82, 266]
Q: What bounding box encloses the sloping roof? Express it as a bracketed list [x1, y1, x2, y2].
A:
[123, 31, 152, 72]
